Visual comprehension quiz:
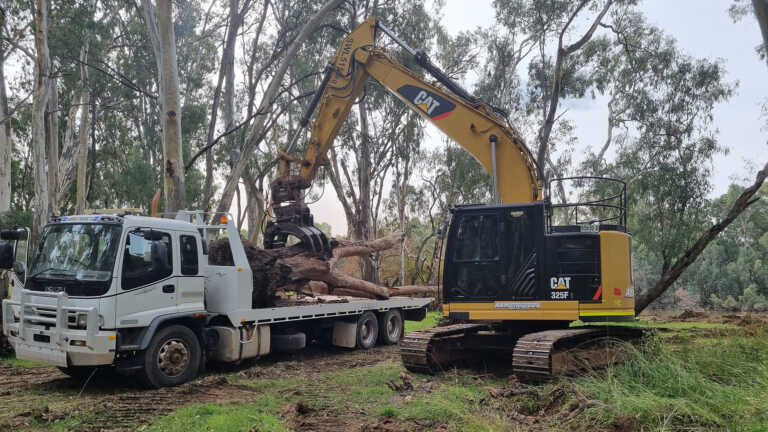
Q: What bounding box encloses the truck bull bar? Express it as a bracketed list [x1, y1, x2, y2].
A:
[2, 289, 99, 347]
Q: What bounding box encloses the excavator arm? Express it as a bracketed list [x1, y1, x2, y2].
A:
[266, 17, 541, 253]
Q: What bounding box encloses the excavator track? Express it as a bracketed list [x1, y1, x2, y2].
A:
[400, 323, 488, 374]
[401, 324, 645, 378]
[512, 326, 646, 380]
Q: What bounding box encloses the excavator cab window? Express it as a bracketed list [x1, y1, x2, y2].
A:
[453, 214, 499, 261]
[445, 213, 503, 300]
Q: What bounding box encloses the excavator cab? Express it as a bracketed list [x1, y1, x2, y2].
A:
[441, 177, 633, 323]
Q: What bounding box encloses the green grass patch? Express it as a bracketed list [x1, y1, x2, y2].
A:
[405, 311, 440, 334]
[574, 330, 768, 429]
[144, 399, 288, 432]
[0, 355, 47, 368]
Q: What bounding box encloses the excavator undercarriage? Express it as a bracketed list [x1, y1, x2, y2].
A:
[401, 323, 645, 379]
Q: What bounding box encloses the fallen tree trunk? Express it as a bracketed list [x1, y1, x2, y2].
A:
[389, 286, 438, 296]
[208, 232, 432, 307]
[635, 160, 768, 313]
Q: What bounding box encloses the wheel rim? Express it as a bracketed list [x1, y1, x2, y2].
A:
[361, 319, 375, 345]
[157, 338, 190, 377]
[387, 314, 402, 340]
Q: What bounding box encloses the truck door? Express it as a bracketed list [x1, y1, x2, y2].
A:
[176, 234, 204, 313]
[116, 229, 177, 327]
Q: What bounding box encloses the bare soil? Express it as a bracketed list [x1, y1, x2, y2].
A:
[0, 345, 401, 431]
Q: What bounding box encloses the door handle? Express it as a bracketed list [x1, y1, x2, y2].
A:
[162, 284, 175, 293]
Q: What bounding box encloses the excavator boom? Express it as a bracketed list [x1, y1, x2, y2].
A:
[266, 17, 543, 254]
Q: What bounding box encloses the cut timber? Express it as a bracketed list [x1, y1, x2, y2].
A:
[208, 232, 428, 308]
[332, 232, 405, 259]
[389, 286, 438, 296]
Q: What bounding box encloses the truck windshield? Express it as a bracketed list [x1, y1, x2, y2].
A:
[28, 223, 122, 285]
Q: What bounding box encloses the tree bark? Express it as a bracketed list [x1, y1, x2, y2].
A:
[156, 0, 185, 214]
[356, 101, 376, 282]
[207, 231, 419, 307]
[754, 0, 768, 68]
[635, 161, 768, 313]
[31, 0, 53, 246]
[75, 42, 90, 214]
[45, 76, 58, 213]
[213, 0, 344, 219]
[54, 89, 81, 213]
[0, 30, 12, 214]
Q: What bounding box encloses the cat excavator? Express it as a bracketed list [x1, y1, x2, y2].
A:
[266, 17, 642, 378]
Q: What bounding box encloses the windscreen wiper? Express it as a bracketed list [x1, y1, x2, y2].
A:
[28, 268, 75, 279]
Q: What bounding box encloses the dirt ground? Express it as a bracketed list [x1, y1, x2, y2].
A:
[0, 344, 403, 431]
[1, 312, 764, 431]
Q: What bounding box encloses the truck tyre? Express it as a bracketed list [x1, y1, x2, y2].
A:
[57, 366, 98, 380]
[378, 309, 403, 345]
[356, 312, 379, 349]
[140, 325, 201, 388]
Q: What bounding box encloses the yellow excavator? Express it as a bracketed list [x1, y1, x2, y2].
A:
[266, 17, 641, 378]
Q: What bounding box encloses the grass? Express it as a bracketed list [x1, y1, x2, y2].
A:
[573, 329, 768, 430]
[0, 355, 47, 367]
[405, 310, 440, 334]
[145, 400, 289, 432]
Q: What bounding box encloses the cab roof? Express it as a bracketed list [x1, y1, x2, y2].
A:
[50, 214, 198, 232]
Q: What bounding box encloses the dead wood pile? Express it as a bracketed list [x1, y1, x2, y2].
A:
[208, 232, 436, 308]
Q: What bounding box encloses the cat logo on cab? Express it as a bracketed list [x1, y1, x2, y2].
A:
[550, 276, 571, 300]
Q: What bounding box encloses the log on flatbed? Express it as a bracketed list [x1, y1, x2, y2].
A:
[208, 233, 434, 308]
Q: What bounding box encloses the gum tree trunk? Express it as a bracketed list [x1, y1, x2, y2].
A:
[156, 0, 185, 214]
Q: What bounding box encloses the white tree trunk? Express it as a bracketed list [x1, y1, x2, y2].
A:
[31, 0, 52, 244]
[76, 43, 90, 213]
[46, 76, 58, 213]
[0, 37, 11, 214]
[156, 0, 185, 214]
[54, 90, 80, 213]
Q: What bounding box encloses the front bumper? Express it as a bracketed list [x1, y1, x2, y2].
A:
[2, 291, 116, 367]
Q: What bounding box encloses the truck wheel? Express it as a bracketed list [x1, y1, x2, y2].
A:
[356, 312, 379, 349]
[57, 366, 98, 380]
[378, 309, 403, 345]
[140, 325, 201, 388]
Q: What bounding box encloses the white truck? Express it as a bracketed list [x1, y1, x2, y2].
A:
[1, 211, 430, 387]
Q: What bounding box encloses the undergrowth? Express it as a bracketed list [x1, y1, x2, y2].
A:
[575, 329, 768, 430]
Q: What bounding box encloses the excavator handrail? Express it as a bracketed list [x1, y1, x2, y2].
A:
[547, 176, 627, 228]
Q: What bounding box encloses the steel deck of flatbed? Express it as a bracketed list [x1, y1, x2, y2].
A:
[226, 297, 432, 326]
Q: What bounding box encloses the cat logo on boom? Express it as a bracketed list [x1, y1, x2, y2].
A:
[396, 85, 456, 120]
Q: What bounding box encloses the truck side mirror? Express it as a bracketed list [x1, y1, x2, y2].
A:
[0, 230, 23, 240]
[150, 241, 171, 274]
[0, 242, 13, 269]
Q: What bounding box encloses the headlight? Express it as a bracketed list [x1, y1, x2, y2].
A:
[76, 313, 88, 329]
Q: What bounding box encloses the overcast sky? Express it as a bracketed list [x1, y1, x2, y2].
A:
[310, 0, 768, 235]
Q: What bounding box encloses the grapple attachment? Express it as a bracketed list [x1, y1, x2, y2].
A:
[264, 174, 332, 257]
